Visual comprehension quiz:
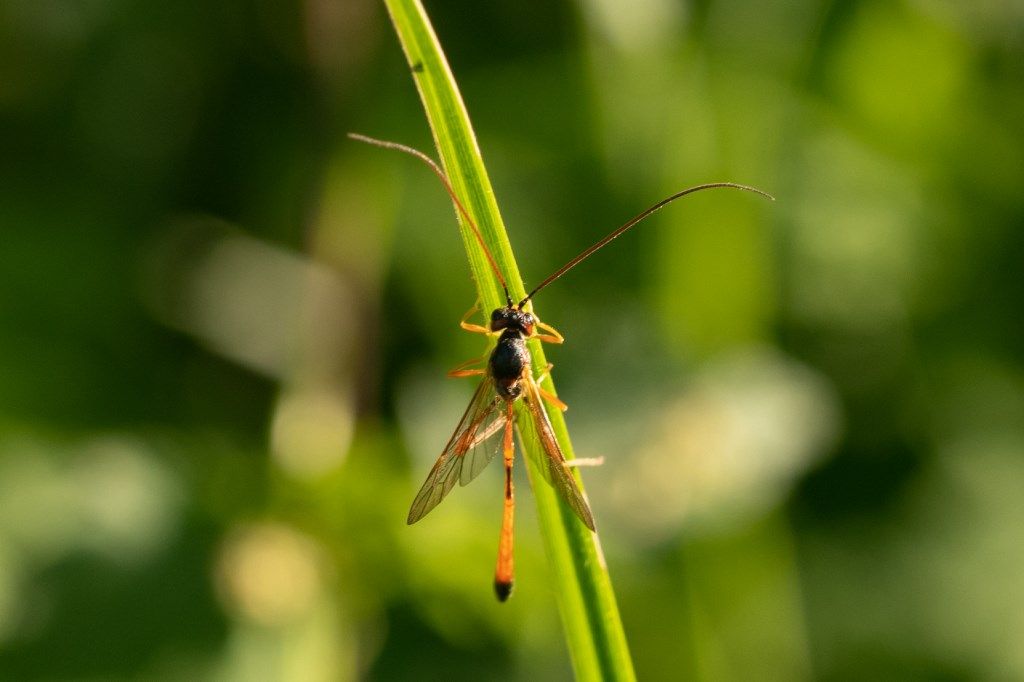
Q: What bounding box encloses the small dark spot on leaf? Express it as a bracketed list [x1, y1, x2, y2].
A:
[411, 61, 424, 73]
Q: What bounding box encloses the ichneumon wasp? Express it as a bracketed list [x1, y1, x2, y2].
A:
[350, 132, 772, 600]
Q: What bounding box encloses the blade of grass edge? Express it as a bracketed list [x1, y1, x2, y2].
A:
[380, 1, 636, 679]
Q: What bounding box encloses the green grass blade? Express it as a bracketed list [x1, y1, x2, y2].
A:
[379, 0, 636, 679]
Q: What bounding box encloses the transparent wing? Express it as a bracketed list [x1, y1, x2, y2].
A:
[407, 377, 506, 524]
[519, 371, 596, 530]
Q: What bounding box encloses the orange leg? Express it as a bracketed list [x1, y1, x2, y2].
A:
[534, 320, 564, 344]
[535, 362, 555, 383]
[534, 363, 568, 411]
[539, 386, 568, 412]
[447, 355, 487, 378]
[565, 456, 605, 468]
[459, 303, 492, 335]
[494, 401, 516, 602]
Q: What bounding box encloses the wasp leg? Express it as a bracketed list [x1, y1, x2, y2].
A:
[539, 387, 568, 412]
[448, 355, 487, 378]
[534, 362, 554, 383]
[533, 364, 568, 411]
[459, 303, 493, 335]
[533, 320, 564, 345]
[564, 456, 605, 468]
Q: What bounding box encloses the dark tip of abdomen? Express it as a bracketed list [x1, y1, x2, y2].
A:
[494, 579, 513, 602]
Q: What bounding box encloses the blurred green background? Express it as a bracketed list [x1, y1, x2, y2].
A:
[2, 0, 1023, 679]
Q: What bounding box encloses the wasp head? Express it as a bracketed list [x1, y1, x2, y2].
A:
[489, 306, 535, 335]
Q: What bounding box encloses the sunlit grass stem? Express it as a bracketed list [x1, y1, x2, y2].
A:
[377, 0, 636, 679]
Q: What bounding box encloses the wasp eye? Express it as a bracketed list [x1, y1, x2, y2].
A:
[490, 308, 509, 331]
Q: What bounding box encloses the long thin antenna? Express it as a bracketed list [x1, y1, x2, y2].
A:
[518, 182, 774, 307]
[349, 133, 513, 307]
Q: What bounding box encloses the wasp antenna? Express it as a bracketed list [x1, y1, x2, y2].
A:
[349, 133, 513, 307]
[518, 182, 774, 307]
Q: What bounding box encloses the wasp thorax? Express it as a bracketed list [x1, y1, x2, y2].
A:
[489, 307, 535, 335]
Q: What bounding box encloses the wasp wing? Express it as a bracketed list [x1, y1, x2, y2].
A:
[407, 376, 506, 524]
[519, 371, 596, 531]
